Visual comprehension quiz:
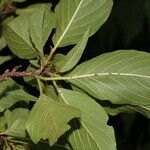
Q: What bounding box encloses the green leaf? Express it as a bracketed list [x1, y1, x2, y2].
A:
[29, 59, 40, 68]
[15, 145, 27, 150]
[105, 104, 150, 119]
[0, 16, 15, 51]
[12, 0, 26, 2]
[29, 5, 55, 56]
[0, 55, 12, 64]
[59, 29, 89, 72]
[44, 84, 59, 101]
[67, 50, 150, 105]
[5, 108, 28, 126]
[53, 0, 113, 47]
[4, 110, 12, 127]
[0, 33, 6, 51]
[4, 108, 28, 138]
[6, 15, 38, 59]
[0, 115, 6, 132]
[4, 118, 27, 137]
[26, 94, 80, 146]
[0, 78, 36, 112]
[16, 3, 52, 15]
[52, 53, 65, 71]
[59, 89, 116, 150]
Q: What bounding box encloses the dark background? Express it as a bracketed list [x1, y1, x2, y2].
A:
[1, 0, 150, 149]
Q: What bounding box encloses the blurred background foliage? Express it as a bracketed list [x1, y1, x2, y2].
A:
[0, 0, 150, 149]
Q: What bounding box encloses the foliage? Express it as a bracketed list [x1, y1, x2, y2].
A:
[0, 0, 150, 149]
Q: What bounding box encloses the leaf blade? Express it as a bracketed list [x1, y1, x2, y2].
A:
[59, 29, 89, 72]
[4, 108, 29, 138]
[53, 0, 113, 47]
[26, 94, 80, 146]
[6, 15, 38, 59]
[59, 89, 116, 150]
[67, 50, 150, 105]
[0, 78, 36, 112]
[0, 56, 12, 64]
[29, 5, 55, 55]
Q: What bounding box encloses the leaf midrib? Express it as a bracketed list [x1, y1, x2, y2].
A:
[54, 0, 83, 48]
[67, 72, 150, 80]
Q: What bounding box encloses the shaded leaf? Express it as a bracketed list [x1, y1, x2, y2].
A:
[0, 55, 12, 64]
[0, 16, 15, 51]
[59, 89, 116, 150]
[53, 0, 113, 47]
[15, 145, 27, 150]
[6, 15, 38, 59]
[16, 3, 52, 15]
[26, 94, 80, 145]
[44, 84, 59, 101]
[105, 104, 150, 119]
[4, 108, 28, 126]
[3, 108, 28, 137]
[0, 115, 6, 132]
[4, 110, 11, 127]
[67, 50, 150, 105]
[12, 0, 26, 2]
[0, 34, 6, 51]
[0, 78, 36, 112]
[4, 117, 27, 138]
[59, 29, 89, 72]
[29, 5, 55, 55]
[53, 53, 65, 71]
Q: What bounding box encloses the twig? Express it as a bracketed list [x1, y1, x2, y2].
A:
[0, 6, 15, 20]
[0, 65, 41, 82]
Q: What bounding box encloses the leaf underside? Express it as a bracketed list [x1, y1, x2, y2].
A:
[59, 89, 116, 150]
[6, 15, 38, 59]
[67, 50, 150, 106]
[53, 0, 113, 47]
[26, 94, 80, 146]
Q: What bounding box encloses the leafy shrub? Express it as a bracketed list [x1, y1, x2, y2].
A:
[0, 0, 150, 149]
